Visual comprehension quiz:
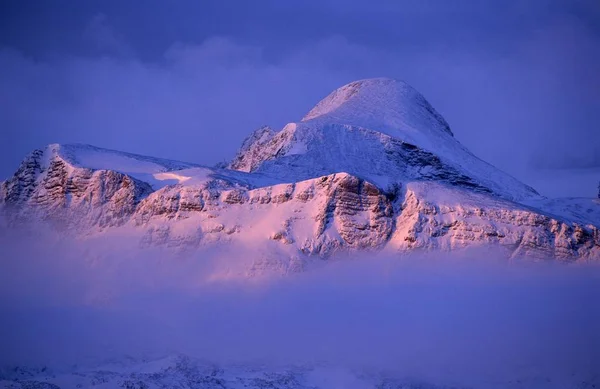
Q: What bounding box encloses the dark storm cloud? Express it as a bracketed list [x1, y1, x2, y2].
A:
[0, 0, 599, 196]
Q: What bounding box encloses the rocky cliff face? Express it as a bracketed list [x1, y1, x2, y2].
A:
[2, 79, 599, 263]
[119, 172, 395, 255]
[130, 178, 600, 261]
[2, 149, 597, 262]
[390, 183, 599, 260]
[1, 146, 153, 228]
[229, 125, 276, 172]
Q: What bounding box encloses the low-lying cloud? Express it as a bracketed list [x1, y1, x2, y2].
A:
[0, 226, 599, 388]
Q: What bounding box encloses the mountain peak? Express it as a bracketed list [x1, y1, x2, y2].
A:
[302, 78, 453, 137]
[228, 77, 539, 201]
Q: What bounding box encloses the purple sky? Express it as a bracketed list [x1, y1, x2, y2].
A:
[1, 0, 599, 195]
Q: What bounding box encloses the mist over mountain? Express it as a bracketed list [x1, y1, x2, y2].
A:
[1, 226, 599, 389]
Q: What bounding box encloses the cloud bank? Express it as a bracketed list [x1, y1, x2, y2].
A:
[0, 228, 599, 387]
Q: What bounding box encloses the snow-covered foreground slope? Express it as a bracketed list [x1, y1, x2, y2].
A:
[1, 78, 599, 263]
[2, 354, 598, 389]
[0, 356, 483, 389]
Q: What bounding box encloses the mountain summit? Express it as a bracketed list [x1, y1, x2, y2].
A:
[2, 78, 599, 266]
[302, 78, 454, 138]
[229, 78, 538, 201]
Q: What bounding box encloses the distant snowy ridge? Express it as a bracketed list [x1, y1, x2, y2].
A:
[2, 354, 598, 389]
[1, 78, 599, 264]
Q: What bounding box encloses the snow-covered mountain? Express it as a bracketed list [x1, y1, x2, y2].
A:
[1, 78, 599, 265]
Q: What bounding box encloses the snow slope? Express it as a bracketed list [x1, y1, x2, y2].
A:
[230, 78, 539, 202]
[37, 143, 280, 190]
